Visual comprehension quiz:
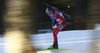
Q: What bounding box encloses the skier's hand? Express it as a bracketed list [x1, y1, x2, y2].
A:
[55, 24, 58, 26]
[52, 25, 58, 29]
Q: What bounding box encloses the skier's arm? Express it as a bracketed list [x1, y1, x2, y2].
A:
[54, 12, 65, 25]
[51, 19, 58, 29]
[51, 19, 55, 26]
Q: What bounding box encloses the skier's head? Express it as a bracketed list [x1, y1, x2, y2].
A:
[46, 7, 53, 15]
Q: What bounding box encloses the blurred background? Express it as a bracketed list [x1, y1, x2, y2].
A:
[0, 0, 100, 33]
[0, 0, 100, 53]
[0, 0, 100, 34]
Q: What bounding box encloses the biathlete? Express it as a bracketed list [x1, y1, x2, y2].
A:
[45, 7, 66, 49]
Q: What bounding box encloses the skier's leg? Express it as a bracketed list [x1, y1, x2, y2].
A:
[53, 28, 60, 42]
[48, 24, 66, 49]
[48, 28, 60, 49]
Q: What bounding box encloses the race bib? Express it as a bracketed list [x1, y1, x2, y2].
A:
[58, 24, 64, 30]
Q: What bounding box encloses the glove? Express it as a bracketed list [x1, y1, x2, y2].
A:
[52, 25, 57, 29]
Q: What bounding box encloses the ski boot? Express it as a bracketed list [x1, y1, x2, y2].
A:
[48, 42, 58, 49]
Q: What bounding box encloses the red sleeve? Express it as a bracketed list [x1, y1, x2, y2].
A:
[58, 16, 64, 20]
[54, 12, 60, 18]
[54, 12, 66, 25]
[54, 12, 64, 20]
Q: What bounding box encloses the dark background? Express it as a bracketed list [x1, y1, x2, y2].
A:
[0, 0, 100, 34]
[0, 0, 5, 34]
[0, 0, 88, 34]
[35, 0, 88, 31]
